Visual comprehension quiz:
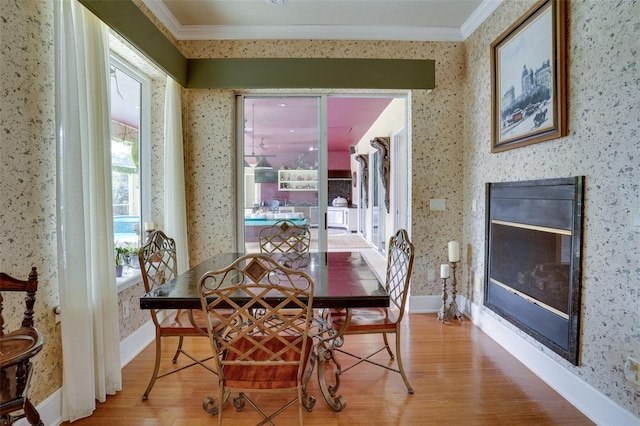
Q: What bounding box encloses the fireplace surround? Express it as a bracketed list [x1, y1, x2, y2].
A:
[484, 177, 584, 365]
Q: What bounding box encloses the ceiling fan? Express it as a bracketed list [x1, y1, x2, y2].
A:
[244, 105, 274, 168]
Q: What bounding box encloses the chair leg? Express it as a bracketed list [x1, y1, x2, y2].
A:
[142, 332, 163, 400]
[335, 330, 413, 394]
[216, 388, 227, 426]
[382, 332, 394, 359]
[23, 398, 43, 426]
[172, 336, 185, 363]
[298, 388, 305, 425]
[395, 331, 413, 394]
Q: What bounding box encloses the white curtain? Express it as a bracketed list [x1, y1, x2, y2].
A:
[55, 0, 122, 421]
[163, 78, 190, 273]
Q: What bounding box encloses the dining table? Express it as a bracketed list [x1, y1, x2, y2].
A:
[139, 250, 389, 413]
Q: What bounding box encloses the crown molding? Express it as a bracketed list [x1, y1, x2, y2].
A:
[142, 0, 501, 42]
[178, 24, 464, 42]
[142, 0, 182, 35]
[461, 0, 503, 40]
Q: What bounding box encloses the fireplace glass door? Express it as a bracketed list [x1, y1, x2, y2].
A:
[485, 177, 584, 365]
[489, 221, 572, 318]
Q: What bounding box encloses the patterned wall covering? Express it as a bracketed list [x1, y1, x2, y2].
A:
[137, 0, 640, 417]
[462, 0, 640, 416]
[3, 0, 638, 419]
[177, 39, 466, 296]
[0, 0, 167, 404]
[110, 0, 640, 415]
[1, 0, 61, 405]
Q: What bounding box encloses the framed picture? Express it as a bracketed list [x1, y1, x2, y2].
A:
[491, 0, 567, 153]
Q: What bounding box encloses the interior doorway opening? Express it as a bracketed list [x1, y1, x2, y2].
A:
[237, 92, 410, 254]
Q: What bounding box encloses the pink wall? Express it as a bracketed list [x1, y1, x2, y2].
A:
[328, 150, 351, 170]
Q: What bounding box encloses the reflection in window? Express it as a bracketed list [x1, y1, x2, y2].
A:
[110, 56, 149, 250]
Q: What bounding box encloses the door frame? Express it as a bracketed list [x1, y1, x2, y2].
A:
[236, 94, 328, 252]
[236, 91, 411, 252]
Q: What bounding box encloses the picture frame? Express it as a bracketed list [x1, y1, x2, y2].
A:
[491, 0, 567, 153]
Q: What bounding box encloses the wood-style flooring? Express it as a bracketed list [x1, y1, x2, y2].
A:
[62, 313, 594, 425]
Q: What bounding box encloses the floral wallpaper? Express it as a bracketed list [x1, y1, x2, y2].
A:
[176, 39, 466, 296]
[462, 0, 640, 416]
[3, 0, 638, 419]
[1, 0, 61, 405]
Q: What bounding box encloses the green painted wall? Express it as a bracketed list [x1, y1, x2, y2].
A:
[187, 58, 435, 89]
[79, 0, 187, 85]
[79, 0, 435, 89]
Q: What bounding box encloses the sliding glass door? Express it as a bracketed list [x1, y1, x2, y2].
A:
[237, 92, 410, 254]
[239, 96, 324, 252]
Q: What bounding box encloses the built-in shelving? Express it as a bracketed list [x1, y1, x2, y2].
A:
[278, 170, 317, 191]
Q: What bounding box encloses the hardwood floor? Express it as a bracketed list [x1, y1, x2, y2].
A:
[63, 313, 593, 425]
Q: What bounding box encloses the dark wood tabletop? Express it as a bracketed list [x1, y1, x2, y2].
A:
[140, 251, 388, 310]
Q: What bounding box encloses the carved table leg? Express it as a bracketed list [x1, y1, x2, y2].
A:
[312, 308, 350, 412]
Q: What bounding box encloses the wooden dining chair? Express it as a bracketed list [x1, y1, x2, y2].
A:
[0, 267, 45, 425]
[258, 219, 311, 254]
[138, 230, 216, 400]
[329, 229, 415, 394]
[198, 253, 316, 425]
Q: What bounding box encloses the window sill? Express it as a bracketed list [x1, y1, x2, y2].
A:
[116, 268, 143, 293]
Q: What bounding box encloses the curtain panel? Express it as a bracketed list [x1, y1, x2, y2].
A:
[55, 0, 122, 421]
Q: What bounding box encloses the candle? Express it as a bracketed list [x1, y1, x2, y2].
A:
[440, 264, 450, 279]
[144, 221, 155, 232]
[448, 240, 460, 262]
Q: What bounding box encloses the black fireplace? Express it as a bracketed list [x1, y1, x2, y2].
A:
[485, 177, 584, 365]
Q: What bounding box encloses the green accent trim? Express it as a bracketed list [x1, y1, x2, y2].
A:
[187, 58, 435, 89]
[78, 0, 187, 86]
[81, 0, 436, 90]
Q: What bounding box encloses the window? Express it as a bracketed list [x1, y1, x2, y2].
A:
[110, 54, 151, 286]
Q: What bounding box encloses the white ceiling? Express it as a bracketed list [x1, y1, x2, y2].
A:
[128, 0, 504, 161]
[142, 0, 503, 41]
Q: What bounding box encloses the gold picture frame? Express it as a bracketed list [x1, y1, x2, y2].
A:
[491, 0, 567, 153]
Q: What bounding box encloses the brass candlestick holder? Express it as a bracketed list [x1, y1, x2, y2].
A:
[446, 261, 464, 322]
[437, 276, 451, 323]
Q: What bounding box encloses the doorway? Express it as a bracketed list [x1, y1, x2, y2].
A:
[237, 93, 410, 253]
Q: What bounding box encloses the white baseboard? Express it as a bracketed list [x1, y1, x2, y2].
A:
[120, 319, 156, 368]
[407, 294, 442, 313]
[462, 297, 640, 426]
[14, 387, 63, 426]
[23, 319, 157, 426]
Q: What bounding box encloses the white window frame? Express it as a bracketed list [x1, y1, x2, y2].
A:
[111, 54, 152, 292]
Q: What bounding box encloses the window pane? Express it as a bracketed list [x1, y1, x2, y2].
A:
[111, 62, 142, 249]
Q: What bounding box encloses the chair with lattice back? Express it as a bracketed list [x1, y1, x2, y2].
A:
[199, 253, 316, 425]
[329, 229, 415, 394]
[258, 219, 311, 254]
[138, 230, 217, 400]
[0, 267, 44, 425]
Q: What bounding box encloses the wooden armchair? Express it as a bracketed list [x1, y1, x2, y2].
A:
[0, 267, 44, 425]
